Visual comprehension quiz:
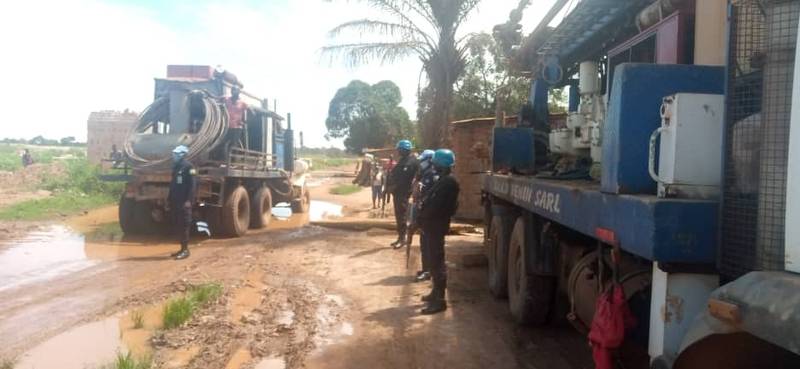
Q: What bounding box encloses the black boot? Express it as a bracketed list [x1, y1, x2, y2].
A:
[415, 272, 431, 282]
[174, 244, 190, 260]
[421, 290, 434, 302]
[420, 299, 447, 314]
[391, 238, 404, 249]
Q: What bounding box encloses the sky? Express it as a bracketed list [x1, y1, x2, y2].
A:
[0, 0, 557, 148]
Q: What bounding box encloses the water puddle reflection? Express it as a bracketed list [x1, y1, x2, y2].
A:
[0, 225, 96, 293]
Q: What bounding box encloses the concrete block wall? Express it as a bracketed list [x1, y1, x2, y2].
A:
[86, 110, 138, 166]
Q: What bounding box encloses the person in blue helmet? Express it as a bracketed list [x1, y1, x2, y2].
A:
[167, 145, 196, 260]
[387, 139, 419, 248]
[410, 149, 436, 281]
[418, 149, 459, 314]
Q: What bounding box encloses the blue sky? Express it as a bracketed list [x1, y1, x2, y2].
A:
[0, 0, 556, 148]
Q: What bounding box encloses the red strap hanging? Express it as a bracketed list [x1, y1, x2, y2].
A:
[587, 284, 636, 369]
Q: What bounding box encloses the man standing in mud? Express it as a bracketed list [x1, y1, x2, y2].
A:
[387, 140, 418, 249]
[418, 149, 459, 315]
[168, 145, 195, 260]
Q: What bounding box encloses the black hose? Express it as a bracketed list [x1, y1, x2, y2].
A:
[124, 91, 228, 170]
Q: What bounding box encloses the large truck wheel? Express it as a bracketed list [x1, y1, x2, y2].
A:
[291, 185, 310, 213]
[488, 215, 512, 298]
[119, 194, 138, 234]
[133, 201, 164, 234]
[250, 187, 272, 229]
[222, 185, 250, 237]
[508, 216, 555, 326]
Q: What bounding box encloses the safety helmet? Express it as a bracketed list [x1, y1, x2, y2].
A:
[432, 149, 455, 168]
[396, 139, 413, 151]
[420, 149, 435, 161]
[172, 145, 189, 155]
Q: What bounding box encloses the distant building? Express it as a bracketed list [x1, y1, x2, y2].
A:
[87, 110, 138, 166]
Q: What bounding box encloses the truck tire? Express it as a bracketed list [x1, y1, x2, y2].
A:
[292, 185, 310, 213]
[488, 215, 512, 298]
[221, 185, 250, 237]
[133, 201, 164, 234]
[507, 216, 556, 326]
[250, 187, 272, 229]
[119, 195, 138, 234]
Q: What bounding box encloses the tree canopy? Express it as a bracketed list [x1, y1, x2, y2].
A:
[323, 0, 483, 148]
[325, 80, 414, 153]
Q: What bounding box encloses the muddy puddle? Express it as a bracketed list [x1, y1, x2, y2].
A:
[272, 200, 343, 223]
[15, 306, 161, 369]
[0, 225, 97, 293]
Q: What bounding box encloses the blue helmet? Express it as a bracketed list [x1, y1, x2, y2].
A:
[420, 149, 435, 161]
[172, 145, 189, 155]
[396, 139, 413, 151]
[432, 149, 455, 168]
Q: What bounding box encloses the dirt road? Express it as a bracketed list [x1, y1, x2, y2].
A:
[0, 171, 592, 369]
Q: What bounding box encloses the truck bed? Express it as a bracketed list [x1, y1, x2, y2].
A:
[483, 173, 718, 264]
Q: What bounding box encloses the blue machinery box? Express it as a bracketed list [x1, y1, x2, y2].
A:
[600, 64, 725, 194]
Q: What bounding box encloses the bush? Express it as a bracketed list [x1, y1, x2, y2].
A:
[43, 159, 123, 197]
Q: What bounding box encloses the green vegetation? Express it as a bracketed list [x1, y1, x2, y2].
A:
[310, 157, 356, 170]
[162, 282, 223, 329]
[329, 184, 362, 195]
[0, 144, 85, 172]
[0, 157, 123, 221]
[324, 80, 415, 153]
[131, 310, 145, 329]
[100, 352, 152, 369]
[189, 282, 223, 305]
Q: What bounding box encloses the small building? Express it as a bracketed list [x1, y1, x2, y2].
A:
[449, 116, 517, 220]
[87, 110, 138, 166]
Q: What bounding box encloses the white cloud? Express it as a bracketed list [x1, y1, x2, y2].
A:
[0, 0, 556, 148]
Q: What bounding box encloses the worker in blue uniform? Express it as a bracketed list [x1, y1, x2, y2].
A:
[387, 139, 419, 249]
[168, 145, 196, 260]
[412, 149, 436, 282]
[418, 149, 459, 314]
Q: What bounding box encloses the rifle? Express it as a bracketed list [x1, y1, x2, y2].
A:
[405, 203, 417, 269]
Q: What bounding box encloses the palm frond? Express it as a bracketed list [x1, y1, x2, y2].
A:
[363, 0, 438, 30]
[329, 19, 435, 47]
[321, 41, 430, 67]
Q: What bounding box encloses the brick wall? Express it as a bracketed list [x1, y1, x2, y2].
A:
[86, 110, 138, 166]
[449, 118, 494, 220]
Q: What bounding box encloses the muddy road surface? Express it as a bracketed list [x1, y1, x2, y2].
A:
[0, 172, 592, 369]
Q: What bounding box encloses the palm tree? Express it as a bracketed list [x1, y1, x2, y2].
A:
[322, 0, 483, 149]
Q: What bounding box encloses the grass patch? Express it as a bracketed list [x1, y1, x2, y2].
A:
[189, 282, 223, 305]
[0, 157, 123, 221]
[0, 193, 116, 221]
[162, 297, 194, 329]
[100, 352, 152, 369]
[163, 282, 223, 329]
[329, 184, 362, 195]
[1, 359, 14, 369]
[0, 144, 85, 172]
[131, 310, 145, 329]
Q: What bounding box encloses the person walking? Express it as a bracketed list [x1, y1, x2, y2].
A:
[371, 163, 384, 209]
[411, 149, 436, 282]
[167, 145, 195, 260]
[387, 140, 418, 249]
[418, 149, 459, 315]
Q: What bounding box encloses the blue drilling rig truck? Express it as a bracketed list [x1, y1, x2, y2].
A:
[483, 1, 800, 367]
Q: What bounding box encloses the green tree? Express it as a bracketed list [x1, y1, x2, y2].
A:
[325, 80, 413, 153]
[323, 0, 483, 148]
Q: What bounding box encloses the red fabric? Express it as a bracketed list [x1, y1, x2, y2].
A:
[588, 285, 636, 369]
[225, 97, 247, 129]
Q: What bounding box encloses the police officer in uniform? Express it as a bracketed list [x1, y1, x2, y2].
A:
[168, 145, 195, 260]
[388, 140, 419, 249]
[412, 149, 436, 282]
[418, 149, 459, 314]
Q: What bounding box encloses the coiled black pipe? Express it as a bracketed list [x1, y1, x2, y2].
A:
[125, 91, 228, 170]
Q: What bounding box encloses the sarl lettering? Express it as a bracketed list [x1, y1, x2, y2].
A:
[533, 190, 561, 214]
